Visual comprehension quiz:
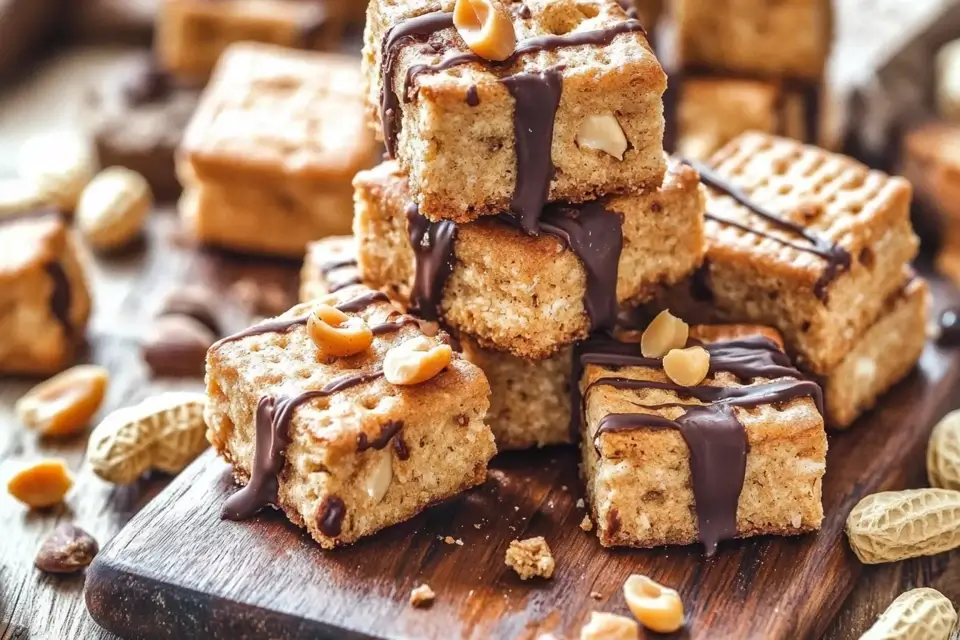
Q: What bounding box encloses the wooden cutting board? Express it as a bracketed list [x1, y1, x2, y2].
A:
[84, 320, 960, 640]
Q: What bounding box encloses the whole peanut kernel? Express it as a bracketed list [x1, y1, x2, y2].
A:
[384, 336, 452, 385]
[453, 0, 516, 62]
[623, 574, 685, 634]
[860, 588, 957, 640]
[663, 346, 711, 387]
[7, 459, 74, 508]
[579, 612, 639, 640]
[16, 365, 109, 438]
[641, 310, 689, 358]
[577, 113, 629, 160]
[77, 166, 152, 251]
[307, 304, 374, 358]
[927, 410, 960, 490]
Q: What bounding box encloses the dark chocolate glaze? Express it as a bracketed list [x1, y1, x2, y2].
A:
[318, 257, 361, 293]
[356, 420, 404, 452]
[938, 308, 960, 346]
[371, 316, 422, 335]
[406, 203, 457, 321]
[221, 369, 384, 522]
[328, 275, 362, 293]
[317, 496, 346, 537]
[44, 262, 73, 337]
[393, 433, 410, 460]
[465, 85, 480, 106]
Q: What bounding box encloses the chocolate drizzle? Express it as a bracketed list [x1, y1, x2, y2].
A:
[318, 257, 361, 293]
[356, 420, 404, 452]
[465, 85, 480, 106]
[686, 157, 851, 301]
[406, 203, 457, 321]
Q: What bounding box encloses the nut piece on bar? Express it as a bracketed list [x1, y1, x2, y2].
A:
[674, 0, 832, 81]
[300, 236, 573, 450]
[0, 212, 91, 375]
[362, 0, 666, 225]
[156, 0, 346, 80]
[206, 284, 496, 549]
[579, 324, 827, 552]
[353, 158, 705, 359]
[178, 43, 378, 258]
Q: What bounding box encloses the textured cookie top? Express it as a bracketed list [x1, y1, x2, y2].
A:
[182, 43, 375, 180]
[302, 235, 360, 298]
[701, 132, 913, 296]
[0, 213, 67, 281]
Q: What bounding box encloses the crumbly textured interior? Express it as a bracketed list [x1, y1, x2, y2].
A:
[353, 159, 705, 359]
[504, 536, 556, 580]
[156, 0, 345, 79]
[362, 0, 666, 222]
[0, 216, 91, 374]
[581, 326, 827, 548]
[674, 0, 832, 80]
[205, 284, 497, 549]
[822, 275, 928, 429]
[699, 132, 917, 375]
[678, 78, 779, 161]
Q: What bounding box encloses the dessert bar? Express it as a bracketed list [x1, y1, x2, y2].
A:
[178, 43, 377, 258]
[206, 283, 497, 548]
[362, 0, 666, 230]
[353, 158, 705, 359]
[578, 324, 827, 552]
[0, 211, 92, 375]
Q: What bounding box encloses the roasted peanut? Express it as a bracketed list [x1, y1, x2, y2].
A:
[860, 588, 958, 640]
[453, 0, 516, 62]
[384, 336, 452, 385]
[663, 346, 710, 387]
[580, 612, 639, 640]
[308, 304, 374, 358]
[16, 365, 109, 438]
[577, 113, 628, 160]
[928, 410, 960, 490]
[35, 523, 99, 574]
[7, 459, 73, 508]
[18, 132, 96, 212]
[845, 488, 960, 564]
[641, 310, 689, 358]
[623, 574, 685, 634]
[77, 167, 151, 250]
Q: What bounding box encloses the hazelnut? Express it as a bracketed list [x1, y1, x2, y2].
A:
[623, 574, 685, 634]
[576, 113, 629, 161]
[307, 304, 374, 358]
[640, 310, 689, 358]
[453, 0, 517, 62]
[662, 346, 711, 387]
[16, 365, 109, 438]
[384, 336, 452, 385]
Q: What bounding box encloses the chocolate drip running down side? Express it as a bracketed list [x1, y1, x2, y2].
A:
[406, 203, 457, 321]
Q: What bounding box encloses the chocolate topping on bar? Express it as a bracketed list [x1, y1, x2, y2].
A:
[317, 496, 346, 537]
[407, 203, 457, 322]
[44, 262, 73, 337]
[318, 257, 362, 293]
[465, 85, 480, 106]
[356, 420, 405, 452]
[938, 308, 960, 346]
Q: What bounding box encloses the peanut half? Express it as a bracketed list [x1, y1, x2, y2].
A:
[580, 612, 639, 640]
[76, 166, 152, 251]
[860, 588, 958, 640]
[928, 410, 960, 490]
[641, 310, 689, 358]
[453, 0, 516, 62]
[16, 365, 109, 438]
[663, 346, 710, 387]
[7, 459, 73, 508]
[577, 113, 629, 160]
[623, 574, 685, 634]
[308, 304, 374, 359]
[845, 488, 960, 564]
[384, 336, 452, 385]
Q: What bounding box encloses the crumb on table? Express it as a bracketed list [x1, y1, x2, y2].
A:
[409, 583, 435, 608]
[580, 514, 594, 532]
[505, 536, 555, 580]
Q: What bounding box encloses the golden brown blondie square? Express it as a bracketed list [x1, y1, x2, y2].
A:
[362, 0, 666, 229]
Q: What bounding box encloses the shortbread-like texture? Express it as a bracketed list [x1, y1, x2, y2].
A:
[206, 284, 497, 549]
[354, 159, 705, 359]
[581, 325, 827, 548]
[694, 132, 917, 375]
[0, 214, 92, 375]
[178, 43, 376, 257]
[362, 0, 666, 222]
[822, 275, 928, 429]
[156, 0, 345, 80]
[674, 0, 832, 80]
[299, 236, 573, 450]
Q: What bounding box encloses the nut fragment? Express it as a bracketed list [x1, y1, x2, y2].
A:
[577, 113, 629, 161]
[87, 392, 208, 484]
[623, 574, 685, 634]
[18, 132, 97, 212]
[409, 583, 435, 607]
[16, 365, 109, 438]
[860, 588, 958, 640]
[7, 459, 73, 508]
[384, 336, 452, 385]
[641, 310, 689, 358]
[662, 346, 711, 387]
[35, 523, 99, 574]
[928, 410, 960, 490]
[845, 488, 960, 564]
[76, 166, 151, 250]
[0, 178, 46, 217]
[308, 304, 374, 358]
[580, 612, 639, 640]
[453, 0, 516, 62]
[505, 536, 555, 580]
[142, 314, 217, 378]
[365, 450, 393, 504]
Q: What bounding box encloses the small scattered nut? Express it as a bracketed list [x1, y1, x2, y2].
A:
[16, 365, 109, 438]
[76, 166, 151, 250]
[308, 304, 374, 358]
[928, 410, 960, 490]
[453, 0, 516, 62]
[662, 346, 711, 387]
[860, 588, 958, 640]
[505, 536, 555, 580]
[384, 336, 452, 386]
[365, 450, 393, 504]
[580, 612, 638, 640]
[577, 113, 629, 161]
[35, 523, 99, 574]
[0, 178, 46, 217]
[640, 310, 689, 358]
[87, 392, 208, 484]
[7, 459, 73, 508]
[141, 314, 217, 378]
[409, 583, 435, 607]
[18, 132, 97, 213]
[845, 488, 960, 564]
[623, 574, 685, 634]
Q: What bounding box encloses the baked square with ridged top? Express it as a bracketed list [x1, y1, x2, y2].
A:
[206, 283, 496, 549]
[362, 0, 666, 227]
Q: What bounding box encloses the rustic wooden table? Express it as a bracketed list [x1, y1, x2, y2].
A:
[0, 47, 958, 640]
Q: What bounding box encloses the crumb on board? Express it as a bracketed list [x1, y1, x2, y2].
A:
[580, 514, 594, 532]
[576, 498, 585, 509]
[409, 583, 435, 607]
[505, 536, 555, 580]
